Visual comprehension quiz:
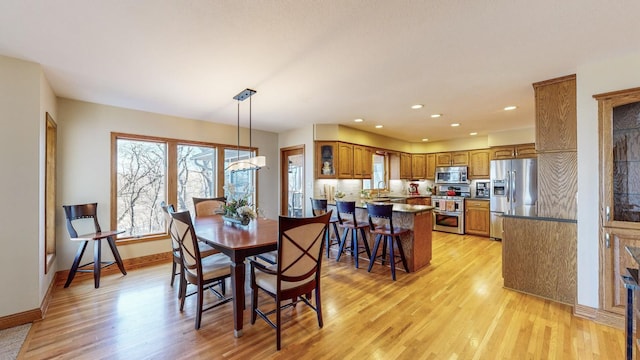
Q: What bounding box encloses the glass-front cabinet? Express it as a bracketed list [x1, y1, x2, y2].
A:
[596, 87, 640, 316]
[316, 141, 337, 179]
[597, 88, 640, 229]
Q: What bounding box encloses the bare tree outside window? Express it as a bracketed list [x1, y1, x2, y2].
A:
[116, 139, 166, 238]
[177, 144, 217, 213]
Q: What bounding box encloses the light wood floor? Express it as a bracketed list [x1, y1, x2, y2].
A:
[21, 232, 624, 359]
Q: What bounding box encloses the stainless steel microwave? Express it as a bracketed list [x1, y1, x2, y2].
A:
[435, 166, 469, 184]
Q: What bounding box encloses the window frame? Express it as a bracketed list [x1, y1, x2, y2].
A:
[110, 132, 256, 244]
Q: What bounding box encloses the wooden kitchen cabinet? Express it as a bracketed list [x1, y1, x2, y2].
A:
[595, 87, 640, 321]
[316, 141, 338, 179]
[435, 151, 469, 167]
[537, 152, 577, 220]
[353, 145, 372, 179]
[468, 149, 490, 179]
[464, 199, 489, 236]
[601, 227, 640, 315]
[411, 154, 426, 179]
[489, 143, 536, 160]
[337, 143, 353, 178]
[426, 153, 436, 179]
[533, 74, 577, 152]
[406, 197, 431, 206]
[400, 153, 412, 179]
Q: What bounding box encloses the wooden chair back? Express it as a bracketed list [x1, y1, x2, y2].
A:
[366, 203, 396, 233]
[169, 211, 201, 279]
[193, 197, 226, 217]
[277, 212, 331, 285]
[310, 198, 329, 216]
[335, 200, 357, 225]
[63, 203, 101, 238]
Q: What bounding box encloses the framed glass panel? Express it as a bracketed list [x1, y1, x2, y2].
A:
[177, 144, 217, 213]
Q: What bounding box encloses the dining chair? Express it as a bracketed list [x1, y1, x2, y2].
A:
[169, 210, 233, 329]
[62, 203, 127, 288]
[310, 198, 341, 258]
[160, 202, 218, 300]
[249, 212, 331, 350]
[366, 203, 409, 280]
[335, 200, 371, 268]
[193, 196, 226, 217]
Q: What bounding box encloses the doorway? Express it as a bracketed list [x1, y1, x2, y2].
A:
[280, 145, 305, 216]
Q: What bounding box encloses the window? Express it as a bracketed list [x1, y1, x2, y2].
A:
[364, 152, 388, 190]
[112, 133, 256, 242]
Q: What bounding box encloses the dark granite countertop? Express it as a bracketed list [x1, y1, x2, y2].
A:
[502, 212, 577, 223]
[328, 200, 433, 214]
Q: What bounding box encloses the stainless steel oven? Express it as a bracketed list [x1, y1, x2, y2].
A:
[431, 195, 465, 234]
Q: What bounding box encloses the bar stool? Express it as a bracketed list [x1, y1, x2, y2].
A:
[366, 203, 409, 280]
[63, 203, 127, 288]
[335, 200, 371, 268]
[310, 198, 341, 258]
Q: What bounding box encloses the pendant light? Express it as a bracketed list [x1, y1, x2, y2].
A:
[225, 88, 266, 172]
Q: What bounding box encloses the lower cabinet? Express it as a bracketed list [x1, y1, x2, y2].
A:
[465, 199, 489, 237]
[502, 217, 576, 305]
[601, 227, 640, 315]
[406, 197, 431, 206]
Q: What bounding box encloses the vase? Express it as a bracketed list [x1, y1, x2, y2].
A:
[222, 215, 250, 226]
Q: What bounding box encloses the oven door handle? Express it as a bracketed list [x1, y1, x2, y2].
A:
[434, 211, 462, 216]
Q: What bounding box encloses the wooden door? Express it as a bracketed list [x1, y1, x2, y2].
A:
[515, 143, 537, 158]
[411, 154, 426, 179]
[337, 143, 353, 178]
[426, 153, 436, 179]
[468, 149, 490, 179]
[400, 153, 412, 179]
[45, 113, 57, 274]
[435, 152, 452, 167]
[601, 227, 640, 315]
[534, 75, 577, 152]
[281, 145, 305, 216]
[451, 151, 469, 166]
[465, 200, 490, 236]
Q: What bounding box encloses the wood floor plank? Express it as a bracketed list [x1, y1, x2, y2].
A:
[21, 232, 625, 359]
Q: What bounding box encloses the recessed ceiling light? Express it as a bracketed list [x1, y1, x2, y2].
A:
[430, 114, 442, 118]
[421, 138, 429, 142]
[375, 125, 383, 129]
[451, 123, 460, 127]
[470, 132, 478, 136]
[504, 105, 517, 111]
[411, 104, 424, 109]
[354, 118, 364, 122]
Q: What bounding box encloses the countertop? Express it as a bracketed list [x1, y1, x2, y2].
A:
[501, 212, 577, 223]
[328, 200, 433, 214]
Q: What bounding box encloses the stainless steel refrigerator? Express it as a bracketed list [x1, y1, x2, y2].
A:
[489, 158, 537, 239]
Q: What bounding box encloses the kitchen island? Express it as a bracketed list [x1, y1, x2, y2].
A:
[328, 200, 434, 272]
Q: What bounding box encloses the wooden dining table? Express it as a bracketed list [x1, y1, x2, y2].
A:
[193, 215, 277, 337]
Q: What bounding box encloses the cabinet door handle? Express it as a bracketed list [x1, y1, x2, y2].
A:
[605, 232, 610, 248]
[606, 206, 610, 222]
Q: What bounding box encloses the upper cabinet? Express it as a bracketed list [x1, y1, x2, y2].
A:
[468, 149, 490, 179]
[533, 74, 577, 152]
[411, 154, 426, 179]
[337, 143, 354, 178]
[400, 153, 412, 179]
[435, 151, 469, 167]
[426, 153, 436, 180]
[490, 143, 536, 160]
[353, 145, 372, 179]
[316, 141, 338, 179]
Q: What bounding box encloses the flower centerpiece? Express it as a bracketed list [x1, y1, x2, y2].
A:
[222, 184, 256, 226]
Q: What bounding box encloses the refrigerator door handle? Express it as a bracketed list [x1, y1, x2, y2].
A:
[506, 171, 510, 203]
[512, 170, 517, 203]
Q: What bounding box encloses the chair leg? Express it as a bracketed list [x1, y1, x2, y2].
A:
[180, 273, 187, 311]
[325, 227, 331, 258]
[276, 295, 282, 350]
[381, 238, 388, 266]
[367, 234, 383, 273]
[388, 236, 396, 281]
[170, 260, 177, 287]
[195, 282, 203, 330]
[65, 241, 89, 288]
[396, 236, 409, 273]
[315, 287, 323, 328]
[93, 239, 101, 288]
[359, 228, 371, 258]
[106, 236, 127, 275]
[336, 228, 349, 262]
[352, 229, 359, 268]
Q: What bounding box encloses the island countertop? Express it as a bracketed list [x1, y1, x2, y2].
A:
[327, 200, 433, 214]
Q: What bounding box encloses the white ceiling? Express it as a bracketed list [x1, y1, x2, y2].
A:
[1, 1, 639, 142]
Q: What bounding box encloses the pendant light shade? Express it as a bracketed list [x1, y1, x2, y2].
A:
[225, 88, 266, 173]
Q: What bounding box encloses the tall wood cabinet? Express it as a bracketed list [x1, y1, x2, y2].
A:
[533, 75, 577, 220]
[595, 87, 640, 316]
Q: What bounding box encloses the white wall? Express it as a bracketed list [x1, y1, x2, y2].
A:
[279, 125, 315, 216]
[576, 52, 640, 308]
[0, 55, 42, 316]
[57, 99, 279, 269]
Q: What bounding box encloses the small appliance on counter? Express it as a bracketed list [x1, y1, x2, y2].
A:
[475, 181, 490, 198]
[408, 183, 420, 195]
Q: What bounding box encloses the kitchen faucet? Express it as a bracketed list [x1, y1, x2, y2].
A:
[377, 181, 385, 197]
